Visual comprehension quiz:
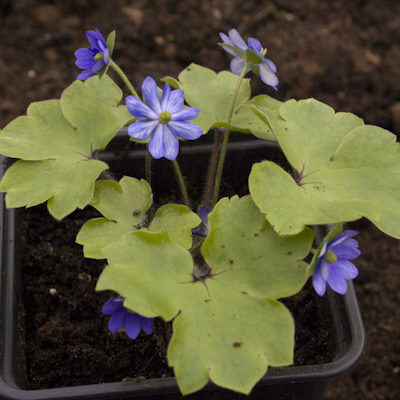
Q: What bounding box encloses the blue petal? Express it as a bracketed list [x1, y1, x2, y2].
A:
[227, 29, 248, 53]
[140, 316, 154, 335]
[329, 230, 359, 247]
[197, 206, 212, 229]
[128, 120, 158, 139]
[320, 258, 330, 281]
[86, 30, 102, 51]
[248, 37, 262, 53]
[219, 32, 238, 56]
[75, 57, 96, 69]
[333, 245, 361, 260]
[76, 70, 95, 80]
[101, 297, 124, 315]
[103, 48, 110, 64]
[264, 58, 277, 74]
[75, 48, 94, 59]
[163, 127, 180, 160]
[230, 56, 247, 75]
[90, 61, 105, 74]
[171, 107, 199, 122]
[165, 89, 184, 114]
[108, 308, 127, 333]
[126, 95, 158, 120]
[192, 227, 208, 237]
[327, 266, 348, 295]
[259, 63, 279, 90]
[318, 240, 329, 258]
[142, 76, 161, 114]
[149, 124, 166, 159]
[332, 259, 359, 280]
[160, 82, 171, 112]
[167, 121, 203, 140]
[312, 263, 327, 296]
[125, 313, 141, 339]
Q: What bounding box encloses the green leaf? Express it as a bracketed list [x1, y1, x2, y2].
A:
[249, 98, 400, 237]
[172, 63, 278, 140]
[76, 177, 152, 259]
[0, 75, 132, 219]
[172, 63, 251, 133]
[76, 177, 200, 258]
[106, 30, 116, 57]
[245, 48, 264, 65]
[219, 43, 245, 58]
[96, 195, 313, 395]
[150, 204, 201, 249]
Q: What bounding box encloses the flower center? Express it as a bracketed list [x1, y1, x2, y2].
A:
[325, 250, 337, 263]
[159, 111, 172, 124]
[94, 52, 104, 62]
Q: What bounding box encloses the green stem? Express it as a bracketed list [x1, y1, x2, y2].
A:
[211, 63, 250, 207]
[145, 144, 152, 186]
[172, 159, 189, 207]
[109, 59, 140, 98]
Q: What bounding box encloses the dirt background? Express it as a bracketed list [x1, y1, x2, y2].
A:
[1, 0, 400, 399]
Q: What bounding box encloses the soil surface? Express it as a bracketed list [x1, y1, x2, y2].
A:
[1, 0, 400, 399]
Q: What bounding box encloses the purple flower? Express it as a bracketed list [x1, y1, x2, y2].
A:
[192, 206, 212, 237]
[313, 230, 360, 296]
[126, 77, 203, 160]
[219, 29, 278, 90]
[101, 297, 154, 340]
[74, 29, 110, 80]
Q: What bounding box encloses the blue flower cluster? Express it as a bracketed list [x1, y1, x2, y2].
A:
[75, 29, 110, 80]
[101, 297, 154, 340]
[313, 230, 360, 296]
[220, 29, 278, 90]
[126, 77, 203, 160]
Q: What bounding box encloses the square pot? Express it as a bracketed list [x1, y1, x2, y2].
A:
[0, 134, 366, 399]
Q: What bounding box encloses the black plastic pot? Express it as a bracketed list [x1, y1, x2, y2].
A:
[0, 135, 366, 400]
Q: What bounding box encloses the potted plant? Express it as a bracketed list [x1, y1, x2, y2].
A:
[2, 27, 396, 399]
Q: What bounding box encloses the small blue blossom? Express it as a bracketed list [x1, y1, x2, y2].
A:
[126, 77, 203, 160]
[219, 29, 278, 90]
[74, 29, 110, 80]
[192, 206, 212, 237]
[313, 230, 360, 296]
[101, 297, 154, 340]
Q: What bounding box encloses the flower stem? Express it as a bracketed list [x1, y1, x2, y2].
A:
[211, 64, 250, 207]
[202, 128, 223, 207]
[145, 144, 152, 186]
[172, 159, 190, 207]
[109, 59, 140, 98]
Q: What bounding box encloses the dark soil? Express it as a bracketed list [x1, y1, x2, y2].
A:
[1, 0, 400, 399]
[19, 201, 335, 390]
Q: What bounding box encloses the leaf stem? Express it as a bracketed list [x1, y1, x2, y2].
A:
[172, 159, 189, 207]
[109, 59, 140, 99]
[211, 63, 250, 207]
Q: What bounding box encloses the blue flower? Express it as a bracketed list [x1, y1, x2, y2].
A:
[74, 29, 110, 80]
[126, 77, 203, 160]
[192, 206, 212, 237]
[313, 230, 360, 296]
[101, 297, 154, 340]
[219, 29, 278, 90]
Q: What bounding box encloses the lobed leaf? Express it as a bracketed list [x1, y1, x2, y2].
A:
[0, 75, 132, 219]
[249, 98, 400, 237]
[96, 195, 313, 395]
[163, 63, 278, 140]
[77, 177, 200, 258]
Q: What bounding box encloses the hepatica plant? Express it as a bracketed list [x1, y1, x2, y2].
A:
[0, 28, 399, 395]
